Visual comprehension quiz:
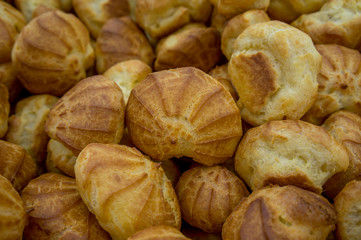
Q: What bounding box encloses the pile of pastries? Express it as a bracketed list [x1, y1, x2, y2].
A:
[1, 0, 361, 239]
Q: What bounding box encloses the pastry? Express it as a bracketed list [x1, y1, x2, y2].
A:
[46, 139, 77, 177]
[210, 0, 269, 17]
[0, 83, 9, 138]
[128, 225, 190, 240]
[208, 64, 238, 101]
[15, 0, 72, 21]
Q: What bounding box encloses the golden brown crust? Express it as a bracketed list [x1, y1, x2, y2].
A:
[0, 174, 26, 240]
[0, 83, 9, 138]
[95, 16, 154, 74]
[0, 62, 23, 102]
[21, 173, 110, 240]
[74, 143, 182, 239]
[45, 75, 125, 155]
[235, 120, 349, 193]
[126, 67, 243, 166]
[322, 111, 361, 199]
[46, 139, 77, 177]
[160, 159, 181, 187]
[208, 64, 238, 101]
[303, 44, 361, 125]
[6, 94, 58, 164]
[291, 0, 361, 50]
[229, 21, 321, 126]
[15, 0, 72, 21]
[210, 0, 270, 17]
[130, 0, 212, 38]
[129, 225, 190, 240]
[0, 140, 37, 191]
[176, 166, 249, 233]
[12, 10, 94, 96]
[221, 10, 270, 60]
[334, 180, 361, 240]
[222, 185, 336, 240]
[73, 0, 129, 38]
[154, 23, 221, 72]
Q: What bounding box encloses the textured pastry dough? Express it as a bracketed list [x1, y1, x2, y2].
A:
[229, 21, 321, 126]
[222, 185, 336, 240]
[234, 120, 349, 193]
[208, 64, 238, 101]
[103, 59, 152, 103]
[74, 143, 182, 240]
[334, 180, 361, 240]
[268, 0, 325, 22]
[126, 67, 243, 166]
[322, 111, 361, 199]
[21, 173, 110, 240]
[45, 75, 125, 155]
[0, 62, 23, 102]
[73, 0, 129, 38]
[154, 23, 221, 72]
[12, 10, 94, 96]
[221, 10, 270, 60]
[46, 139, 77, 177]
[0, 174, 26, 240]
[303, 44, 361, 125]
[129, 0, 212, 38]
[6, 94, 58, 164]
[292, 0, 361, 50]
[95, 16, 154, 74]
[0, 83, 9, 138]
[128, 225, 190, 240]
[176, 166, 249, 233]
[15, 0, 72, 21]
[0, 140, 37, 191]
[210, 0, 269, 18]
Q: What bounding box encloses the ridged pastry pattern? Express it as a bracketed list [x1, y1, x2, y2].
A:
[222, 185, 337, 240]
[0, 174, 26, 240]
[95, 16, 154, 74]
[74, 143, 182, 240]
[291, 0, 361, 51]
[6, 94, 59, 164]
[235, 120, 349, 193]
[12, 10, 94, 96]
[210, 0, 270, 17]
[73, 0, 129, 38]
[154, 23, 221, 72]
[128, 225, 190, 240]
[229, 21, 321, 126]
[45, 75, 125, 155]
[129, 0, 212, 38]
[0, 83, 9, 138]
[322, 111, 361, 199]
[303, 44, 361, 125]
[21, 173, 110, 240]
[46, 139, 77, 177]
[15, 0, 72, 21]
[0, 140, 37, 191]
[176, 166, 249, 233]
[126, 67, 243, 166]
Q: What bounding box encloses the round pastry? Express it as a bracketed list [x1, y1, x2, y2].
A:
[21, 173, 110, 240]
[221, 10, 270, 60]
[0, 83, 9, 138]
[0, 174, 26, 240]
[222, 185, 337, 240]
[73, 0, 129, 38]
[130, 0, 212, 38]
[0, 1, 26, 64]
[46, 139, 77, 177]
[103, 59, 152, 103]
[12, 10, 94, 96]
[95, 16, 154, 74]
[128, 225, 190, 240]
[15, 0, 72, 21]
[291, 0, 361, 51]
[74, 143, 182, 239]
[322, 111, 361, 199]
[154, 23, 221, 72]
[126, 67, 243, 166]
[210, 0, 270, 19]
[0, 62, 23, 102]
[176, 165, 249, 233]
[229, 20, 321, 126]
[234, 120, 349, 193]
[6, 94, 59, 164]
[268, 0, 325, 22]
[334, 180, 361, 240]
[0, 140, 37, 191]
[302, 44, 361, 125]
[208, 64, 238, 101]
[45, 75, 125, 155]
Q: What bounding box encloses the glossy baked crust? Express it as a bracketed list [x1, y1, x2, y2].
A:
[74, 143, 182, 239]
[126, 67, 243, 166]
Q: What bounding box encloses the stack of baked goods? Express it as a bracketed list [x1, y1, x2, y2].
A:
[1, 0, 361, 239]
